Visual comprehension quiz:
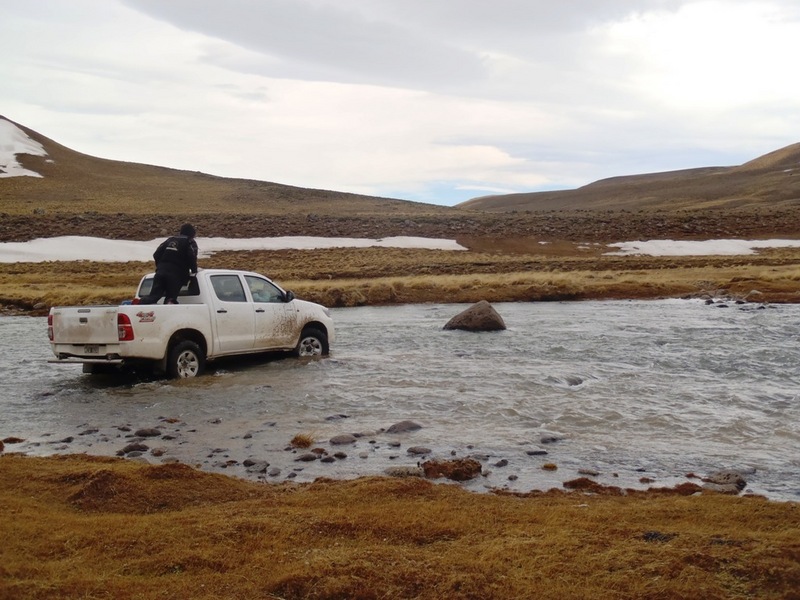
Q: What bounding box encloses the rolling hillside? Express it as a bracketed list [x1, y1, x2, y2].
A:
[0, 116, 451, 218]
[3, 116, 800, 244]
[460, 143, 800, 212]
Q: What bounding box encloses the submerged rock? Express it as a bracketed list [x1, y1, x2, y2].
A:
[386, 420, 422, 434]
[443, 300, 506, 332]
[134, 428, 162, 438]
[329, 434, 357, 445]
[120, 442, 149, 454]
[245, 460, 269, 474]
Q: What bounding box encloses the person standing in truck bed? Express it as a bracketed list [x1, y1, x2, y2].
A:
[141, 223, 198, 305]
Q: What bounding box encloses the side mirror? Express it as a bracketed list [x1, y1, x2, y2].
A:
[284, 290, 295, 302]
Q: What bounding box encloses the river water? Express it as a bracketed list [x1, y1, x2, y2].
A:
[2, 300, 798, 500]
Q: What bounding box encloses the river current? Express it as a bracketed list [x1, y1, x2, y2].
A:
[1, 300, 798, 500]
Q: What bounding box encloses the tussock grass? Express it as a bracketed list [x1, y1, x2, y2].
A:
[1, 454, 798, 599]
[290, 433, 315, 449]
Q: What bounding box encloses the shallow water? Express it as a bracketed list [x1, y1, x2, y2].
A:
[2, 300, 798, 499]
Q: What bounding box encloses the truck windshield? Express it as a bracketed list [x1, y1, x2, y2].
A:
[245, 275, 284, 303]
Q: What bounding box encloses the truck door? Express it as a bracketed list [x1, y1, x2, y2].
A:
[245, 275, 299, 349]
[209, 274, 255, 352]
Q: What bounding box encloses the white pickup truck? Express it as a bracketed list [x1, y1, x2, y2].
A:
[48, 269, 334, 378]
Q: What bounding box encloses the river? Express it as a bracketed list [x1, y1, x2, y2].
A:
[1, 299, 798, 500]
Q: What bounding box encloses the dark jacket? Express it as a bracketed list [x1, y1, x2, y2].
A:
[153, 235, 198, 283]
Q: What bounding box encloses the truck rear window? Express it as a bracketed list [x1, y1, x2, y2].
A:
[137, 277, 200, 299]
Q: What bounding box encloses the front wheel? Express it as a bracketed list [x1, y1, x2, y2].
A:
[294, 327, 329, 357]
[168, 340, 205, 378]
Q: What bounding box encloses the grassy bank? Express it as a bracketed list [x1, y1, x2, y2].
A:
[1, 454, 798, 600]
[3, 246, 800, 313]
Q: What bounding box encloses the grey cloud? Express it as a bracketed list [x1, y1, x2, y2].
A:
[120, 0, 685, 102]
[121, 0, 488, 90]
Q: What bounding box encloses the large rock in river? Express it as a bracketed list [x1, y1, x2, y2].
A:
[443, 300, 506, 332]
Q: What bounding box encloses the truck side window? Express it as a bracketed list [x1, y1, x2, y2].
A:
[211, 275, 247, 302]
[245, 276, 284, 303]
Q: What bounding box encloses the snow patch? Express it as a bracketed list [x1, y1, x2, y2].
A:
[0, 118, 48, 178]
[0, 235, 467, 263]
[607, 239, 800, 256]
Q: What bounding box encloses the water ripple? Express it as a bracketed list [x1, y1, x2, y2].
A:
[2, 300, 800, 499]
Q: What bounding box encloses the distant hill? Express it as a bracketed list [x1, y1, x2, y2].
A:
[459, 143, 800, 212]
[0, 116, 452, 217]
[4, 115, 800, 221]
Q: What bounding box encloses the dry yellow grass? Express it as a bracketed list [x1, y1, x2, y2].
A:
[3, 248, 800, 314]
[1, 454, 797, 600]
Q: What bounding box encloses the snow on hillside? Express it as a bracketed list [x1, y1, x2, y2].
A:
[0, 118, 48, 178]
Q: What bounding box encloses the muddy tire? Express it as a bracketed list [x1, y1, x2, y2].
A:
[294, 327, 329, 357]
[168, 340, 205, 378]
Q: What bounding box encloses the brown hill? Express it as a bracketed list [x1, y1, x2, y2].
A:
[3, 116, 800, 245]
[459, 143, 800, 212]
[0, 116, 451, 218]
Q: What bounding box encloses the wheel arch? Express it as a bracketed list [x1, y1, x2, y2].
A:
[167, 328, 208, 357]
[155, 328, 208, 374]
[300, 320, 330, 338]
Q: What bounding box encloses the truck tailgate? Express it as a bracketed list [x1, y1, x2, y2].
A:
[50, 306, 120, 344]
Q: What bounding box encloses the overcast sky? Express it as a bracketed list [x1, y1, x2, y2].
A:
[1, 1, 798, 205]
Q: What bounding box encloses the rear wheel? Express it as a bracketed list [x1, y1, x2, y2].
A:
[294, 327, 329, 357]
[168, 340, 205, 378]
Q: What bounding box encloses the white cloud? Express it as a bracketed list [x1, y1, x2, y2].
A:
[599, 1, 800, 110]
[1, 0, 797, 205]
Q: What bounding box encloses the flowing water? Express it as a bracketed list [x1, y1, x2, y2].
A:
[2, 299, 799, 500]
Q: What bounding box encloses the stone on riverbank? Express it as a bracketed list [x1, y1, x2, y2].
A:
[385, 466, 424, 478]
[702, 470, 747, 494]
[422, 458, 482, 481]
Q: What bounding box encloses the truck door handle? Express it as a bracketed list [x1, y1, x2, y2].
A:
[217, 309, 227, 314]
[255, 308, 265, 313]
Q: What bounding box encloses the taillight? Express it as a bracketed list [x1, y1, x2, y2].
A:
[117, 313, 135, 341]
[48, 313, 54, 341]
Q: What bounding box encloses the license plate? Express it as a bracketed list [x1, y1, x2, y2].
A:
[84, 344, 100, 354]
